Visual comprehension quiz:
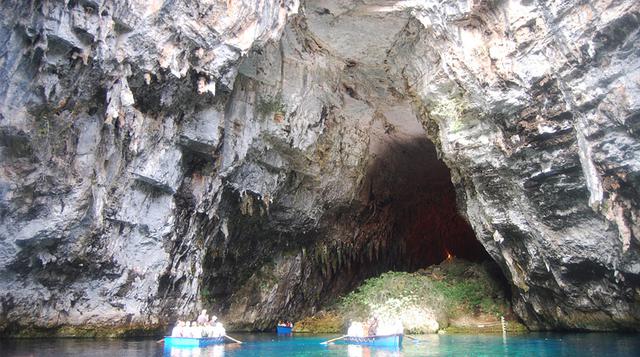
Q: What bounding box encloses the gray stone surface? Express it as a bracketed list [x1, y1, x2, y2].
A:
[0, 0, 299, 333]
[131, 146, 183, 193]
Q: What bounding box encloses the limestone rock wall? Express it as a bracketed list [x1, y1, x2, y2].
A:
[390, 0, 640, 330]
[0, 0, 299, 333]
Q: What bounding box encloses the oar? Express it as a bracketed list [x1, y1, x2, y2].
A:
[224, 334, 243, 344]
[156, 338, 164, 343]
[405, 335, 428, 343]
[320, 335, 348, 345]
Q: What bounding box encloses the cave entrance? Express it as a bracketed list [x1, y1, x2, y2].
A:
[361, 107, 491, 272]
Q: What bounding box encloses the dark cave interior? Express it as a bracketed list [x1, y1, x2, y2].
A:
[363, 136, 492, 272]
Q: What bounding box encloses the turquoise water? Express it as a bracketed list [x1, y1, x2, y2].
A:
[1, 333, 639, 356]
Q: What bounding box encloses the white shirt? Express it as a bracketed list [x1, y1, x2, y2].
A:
[347, 323, 364, 337]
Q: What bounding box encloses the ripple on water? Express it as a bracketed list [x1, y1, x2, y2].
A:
[0, 333, 639, 357]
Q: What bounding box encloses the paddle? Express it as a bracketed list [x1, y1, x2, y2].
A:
[405, 335, 428, 343]
[156, 338, 164, 343]
[320, 335, 348, 345]
[224, 334, 243, 344]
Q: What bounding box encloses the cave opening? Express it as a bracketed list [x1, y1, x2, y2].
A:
[368, 136, 491, 272]
[359, 111, 493, 274]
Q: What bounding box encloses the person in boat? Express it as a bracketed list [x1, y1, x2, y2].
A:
[182, 321, 191, 337]
[203, 319, 215, 337]
[197, 321, 204, 337]
[171, 320, 184, 337]
[367, 317, 379, 336]
[202, 316, 216, 337]
[188, 320, 202, 338]
[197, 309, 209, 325]
[347, 321, 365, 337]
[375, 320, 393, 336]
[392, 319, 404, 335]
[213, 322, 226, 338]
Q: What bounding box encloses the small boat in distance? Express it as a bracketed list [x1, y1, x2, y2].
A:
[277, 320, 294, 334]
[335, 334, 403, 348]
[276, 325, 293, 334]
[164, 336, 225, 348]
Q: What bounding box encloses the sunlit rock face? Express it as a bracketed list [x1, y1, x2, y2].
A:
[0, 0, 298, 333]
[385, 0, 640, 330]
[0, 0, 639, 334]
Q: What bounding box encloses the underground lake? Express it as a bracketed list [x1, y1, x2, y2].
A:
[1, 0, 639, 356]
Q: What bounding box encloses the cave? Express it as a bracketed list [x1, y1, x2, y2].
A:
[196, 102, 501, 329]
[364, 136, 490, 272]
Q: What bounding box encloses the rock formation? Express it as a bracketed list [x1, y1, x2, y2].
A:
[0, 0, 638, 334]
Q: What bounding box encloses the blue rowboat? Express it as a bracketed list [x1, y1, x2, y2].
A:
[336, 334, 403, 348]
[163, 336, 224, 348]
[276, 325, 293, 334]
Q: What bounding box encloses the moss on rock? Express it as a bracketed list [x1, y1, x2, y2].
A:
[293, 311, 344, 333]
[326, 258, 523, 334]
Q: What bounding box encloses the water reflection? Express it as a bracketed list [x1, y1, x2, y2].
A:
[347, 344, 365, 357]
[346, 344, 402, 357]
[0, 332, 639, 356]
[166, 344, 226, 357]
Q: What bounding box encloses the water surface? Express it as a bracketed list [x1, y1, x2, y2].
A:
[1, 332, 639, 356]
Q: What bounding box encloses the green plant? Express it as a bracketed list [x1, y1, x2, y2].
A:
[36, 119, 50, 137]
[200, 285, 211, 300]
[338, 271, 444, 322]
[429, 96, 475, 133]
[256, 94, 287, 117]
[337, 260, 507, 322]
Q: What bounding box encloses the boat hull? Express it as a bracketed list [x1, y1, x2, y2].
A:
[164, 336, 224, 348]
[276, 326, 293, 334]
[337, 334, 403, 348]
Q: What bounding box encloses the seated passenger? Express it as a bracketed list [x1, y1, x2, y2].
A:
[171, 320, 184, 337]
[204, 320, 216, 338]
[367, 317, 378, 336]
[182, 321, 191, 337]
[347, 321, 356, 336]
[187, 321, 200, 338]
[197, 309, 209, 325]
[347, 321, 364, 337]
[195, 322, 206, 338]
[212, 322, 226, 337]
[393, 319, 404, 335]
[199, 322, 207, 338]
[376, 321, 394, 336]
